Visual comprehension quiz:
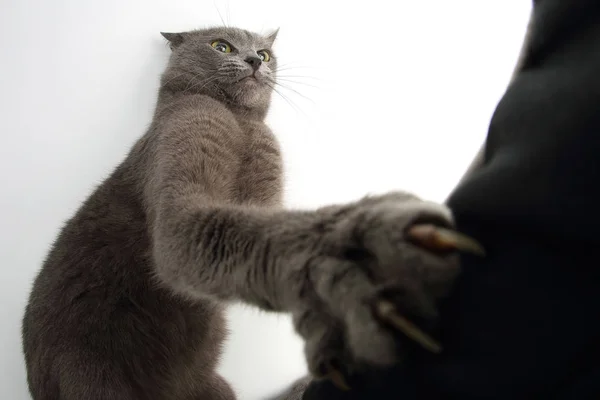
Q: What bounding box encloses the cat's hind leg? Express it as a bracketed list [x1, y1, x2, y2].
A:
[46, 352, 140, 400]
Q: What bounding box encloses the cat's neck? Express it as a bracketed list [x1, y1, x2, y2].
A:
[156, 87, 269, 122]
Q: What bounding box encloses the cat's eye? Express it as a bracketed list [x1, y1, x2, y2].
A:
[211, 40, 232, 53]
[257, 50, 271, 62]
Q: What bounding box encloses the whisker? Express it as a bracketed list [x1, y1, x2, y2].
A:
[274, 74, 322, 82]
[183, 75, 220, 94]
[275, 77, 320, 89]
[274, 68, 316, 74]
[264, 80, 307, 118]
[161, 71, 189, 87]
[273, 81, 315, 104]
[276, 63, 319, 70]
[226, 0, 232, 27]
[182, 73, 212, 93]
[214, 0, 227, 28]
[181, 73, 201, 93]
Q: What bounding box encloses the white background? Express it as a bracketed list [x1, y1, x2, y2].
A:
[0, 1, 531, 399]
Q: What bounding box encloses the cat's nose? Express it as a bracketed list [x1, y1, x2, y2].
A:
[245, 56, 262, 71]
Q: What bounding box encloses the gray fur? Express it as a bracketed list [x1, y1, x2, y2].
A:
[22, 26, 459, 400]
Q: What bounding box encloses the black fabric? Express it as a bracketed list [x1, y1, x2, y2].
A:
[303, 1, 600, 398]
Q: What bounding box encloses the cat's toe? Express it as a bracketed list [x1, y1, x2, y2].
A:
[373, 300, 441, 353]
[294, 312, 352, 390]
[406, 223, 485, 256]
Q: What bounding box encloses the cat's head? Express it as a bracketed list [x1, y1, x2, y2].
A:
[160, 27, 278, 113]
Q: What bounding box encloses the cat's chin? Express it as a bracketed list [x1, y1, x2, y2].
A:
[225, 84, 265, 108]
[239, 75, 257, 82]
[236, 75, 265, 88]
[239, 77, 260, 87]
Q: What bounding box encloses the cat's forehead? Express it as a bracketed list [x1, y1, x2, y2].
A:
[189, 27, 272, 48]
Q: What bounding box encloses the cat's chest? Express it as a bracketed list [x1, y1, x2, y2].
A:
[234, 121, 283, 207]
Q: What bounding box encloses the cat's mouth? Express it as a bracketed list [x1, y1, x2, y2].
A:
[236, 73, 261, 84]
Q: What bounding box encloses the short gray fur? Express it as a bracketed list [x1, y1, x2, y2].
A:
[22, 27, 459, 400]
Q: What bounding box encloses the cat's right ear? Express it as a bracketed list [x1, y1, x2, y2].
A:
[161, 32, 185, 50]
[265, 28, 279, 46]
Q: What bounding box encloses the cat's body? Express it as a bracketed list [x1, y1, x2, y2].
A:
[22, 101, 265, 400]
[23, 28, 282, 400]
[23, 27, 463, 400]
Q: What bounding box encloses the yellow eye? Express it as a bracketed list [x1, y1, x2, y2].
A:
[211, 41, 232, 53]
[257, 50, 271, 62]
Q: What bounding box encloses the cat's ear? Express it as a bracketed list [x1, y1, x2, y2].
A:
[265, 28, 279, 46]
[161, 32, 185, 50]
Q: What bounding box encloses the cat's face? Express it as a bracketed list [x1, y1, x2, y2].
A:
[161, 27, 278, 112]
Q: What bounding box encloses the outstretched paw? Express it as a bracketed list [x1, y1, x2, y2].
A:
[289, 193, 484, 390]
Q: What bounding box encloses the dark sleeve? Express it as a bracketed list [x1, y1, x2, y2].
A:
[303, 1, 600, 399]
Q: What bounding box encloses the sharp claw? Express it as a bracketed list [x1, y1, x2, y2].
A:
[376, 301, 442, 354]
[407, 224, 486, 256]
[322, 362, 351, 391]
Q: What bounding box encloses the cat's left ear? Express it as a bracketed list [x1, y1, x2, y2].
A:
[161, 32, 185, 50]
[265, 28, 279, 46]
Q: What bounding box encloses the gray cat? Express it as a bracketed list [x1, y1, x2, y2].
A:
[22, 26, 482, 400]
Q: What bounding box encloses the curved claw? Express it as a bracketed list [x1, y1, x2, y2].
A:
[316, 362, 351, 391]
[407, 224, 486, 256]
[376, 300, 442, 354]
